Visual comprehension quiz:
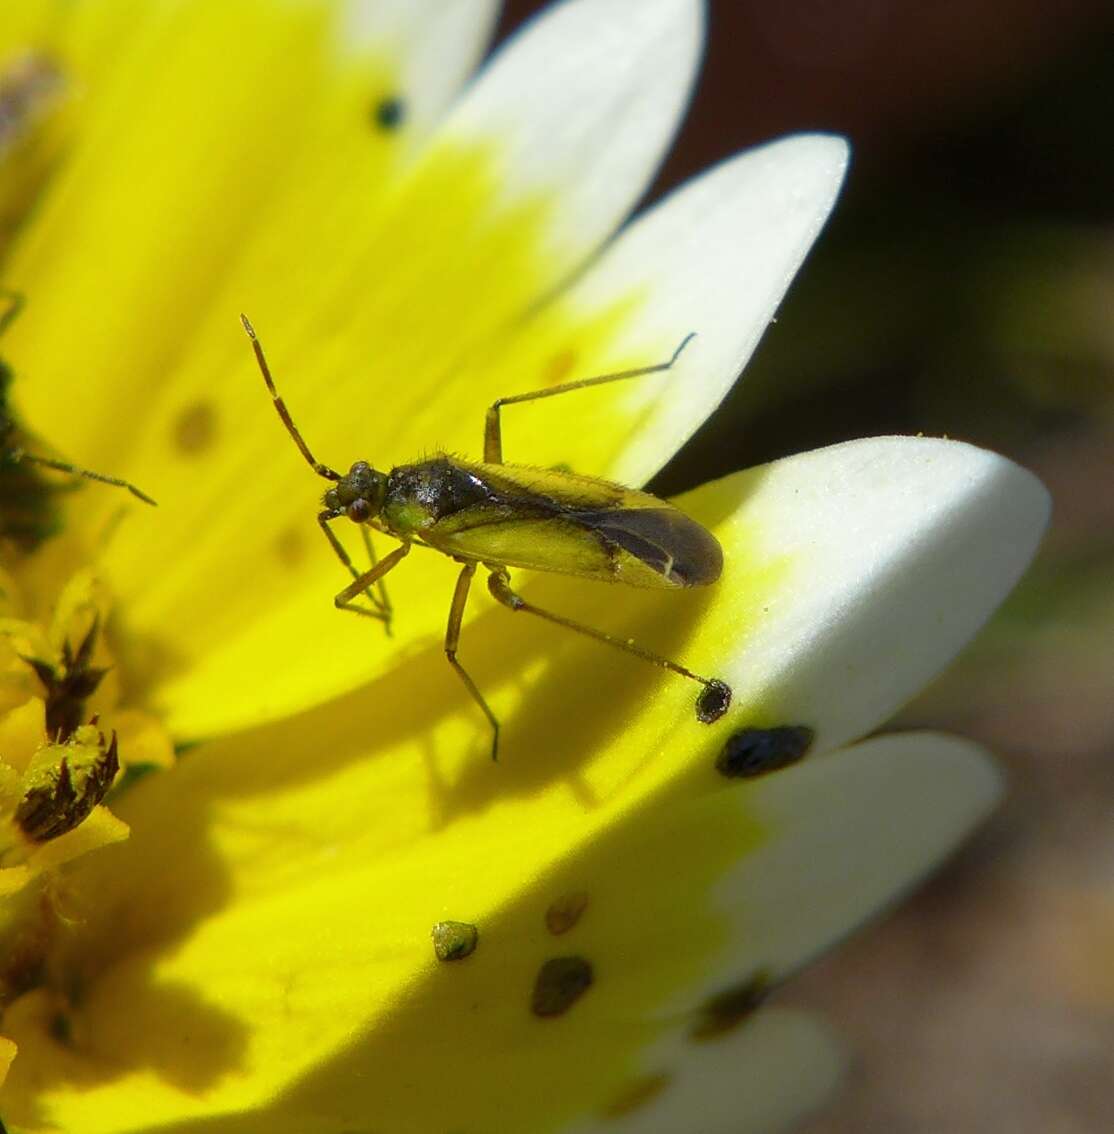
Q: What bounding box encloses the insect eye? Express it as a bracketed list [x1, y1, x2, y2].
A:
[347, 499, 371, 523]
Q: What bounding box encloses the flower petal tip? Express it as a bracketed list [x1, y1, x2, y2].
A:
[932, 434, 1052, 551]
[759, 131, 852, 208]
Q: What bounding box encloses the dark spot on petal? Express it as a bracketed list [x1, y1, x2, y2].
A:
[372, 95, 405, 131]
[696, 679, 731, 723]
[173, 401, 217, 455]
[0, 936, 45, 1004]
[601, 1072, 671, 1118]
[691, 969, 771, 1041]
[542, 348, 577, 387]
[545, 891, 589, 936]
[273, 524, 306, 569]
[716, 725, 815, 779]
[431, 920, 478, 962]
[531, 955, 593, 1017]
[48, 1012, 73, 1046]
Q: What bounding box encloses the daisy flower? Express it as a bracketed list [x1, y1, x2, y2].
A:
[0, 1, 1048, 1131]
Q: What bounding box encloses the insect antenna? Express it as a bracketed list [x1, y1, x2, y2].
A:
[11, 450, 156, 504]
[240, 314, 340, 483]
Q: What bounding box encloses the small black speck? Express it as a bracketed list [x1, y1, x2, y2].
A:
[716, 725, 814, 779]
[48, 1012, 73, 1046]
[531, 955, 593, 1017]
[372, 95, 405, 131]
[696, 679, 732, 723]
[691, 969, 771, 1040]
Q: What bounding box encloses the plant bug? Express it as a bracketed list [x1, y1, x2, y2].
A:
[0, 288, 155, 547]
[242, 315, 731, 759]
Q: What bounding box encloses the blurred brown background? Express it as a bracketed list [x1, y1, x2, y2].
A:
[499, 3, 1114, 1130]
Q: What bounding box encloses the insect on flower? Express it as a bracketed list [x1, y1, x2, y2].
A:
[0, 288, 156, 546]
[242, 315, 731, 759]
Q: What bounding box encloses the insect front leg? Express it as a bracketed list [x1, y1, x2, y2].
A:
[332, 539, 409, 636]
[319, 513, 409, 628]
[445, 560, 501, 761]
[482, 334, 696, 464]
[359, 524, 394, 635]
[317, 511, 387, 624]
[333, 538, 410, 613]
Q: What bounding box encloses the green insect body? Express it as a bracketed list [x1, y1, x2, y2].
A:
[380, 456, 722, 589]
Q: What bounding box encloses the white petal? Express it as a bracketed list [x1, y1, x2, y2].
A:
[491, 133, 850, 482]
[693, 436, 1051, 751]
[507, 729, 999, 1044]
[567, 1010, 844, 1134]
[705, 732, 1002, 993]
[442, 0, 704, 258]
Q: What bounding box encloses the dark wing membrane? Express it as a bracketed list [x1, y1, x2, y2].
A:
[572, 506, 723, 587]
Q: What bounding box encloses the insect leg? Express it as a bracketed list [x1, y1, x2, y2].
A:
[486, 565, 728, 699]
[360, 524, 394, 635]
[483, 333, 696, 464]
[445, 560, 501, 761]
[332, 539, 410, 621]
[240, 314, 341, 482]
[316, 511, 392, 625]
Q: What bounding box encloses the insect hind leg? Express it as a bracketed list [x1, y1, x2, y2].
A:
[486, 565, 730, 721]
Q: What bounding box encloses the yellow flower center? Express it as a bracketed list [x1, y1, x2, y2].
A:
[0, 544, 173, 1080]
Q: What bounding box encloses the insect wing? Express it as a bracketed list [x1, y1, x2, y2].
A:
[422, 461, 722, 588]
